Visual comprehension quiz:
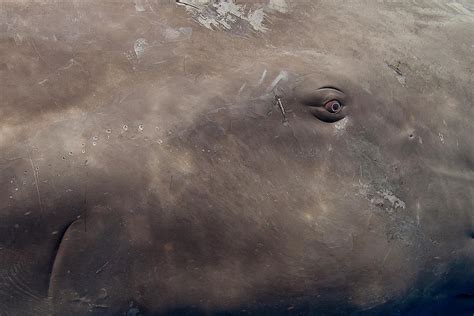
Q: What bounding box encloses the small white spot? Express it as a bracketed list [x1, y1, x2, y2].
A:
[157, 139, 163, 144]
[439, 132, 445, 144]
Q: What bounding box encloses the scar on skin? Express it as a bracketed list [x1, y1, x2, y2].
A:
[275, 96, 289, 126]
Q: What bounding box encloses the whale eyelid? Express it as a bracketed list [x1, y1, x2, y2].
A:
[317, 86, 344, 93]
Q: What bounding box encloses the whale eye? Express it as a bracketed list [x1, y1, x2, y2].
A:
[324, 100, 342, 114]
[295, 86, 348, 123]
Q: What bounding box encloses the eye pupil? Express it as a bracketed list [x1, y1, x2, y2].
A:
[324, 100, 342, 114]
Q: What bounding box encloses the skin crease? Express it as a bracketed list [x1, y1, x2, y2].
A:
[0, 1, 473, 315]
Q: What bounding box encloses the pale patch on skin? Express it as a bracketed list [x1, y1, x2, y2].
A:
[267, 0, 289, 13]
[247, 8, 267, 32]
[334, 117, 349, 136]
[0, 125, 19, 151]
[396, 75, 406, 86]
[134, 0, 145, 12]
[377, 189, 406, 210]
[178, 0, 270, 32]
[302, 212, 313, 222]
[162, 27, 193, 41]
[133, 38, 148, 58]
[356, 182, 406, 211]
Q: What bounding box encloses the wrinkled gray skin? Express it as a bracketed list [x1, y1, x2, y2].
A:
[1, 1, 473, 315]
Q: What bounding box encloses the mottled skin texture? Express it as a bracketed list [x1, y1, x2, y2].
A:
[0, 1, 473, 315]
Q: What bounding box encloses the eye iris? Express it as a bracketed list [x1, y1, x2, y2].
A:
[325, 100, 342, 113]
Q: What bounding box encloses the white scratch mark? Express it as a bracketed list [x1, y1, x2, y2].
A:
[258, 69, 267, 85]
[416, 201, 421, 226]
[14, 33, 23, 45]
[446, 2, 472, 15]
[267, 70, 288, 93]
[146, 0, 160, 16]
[30, 40, 51, 69]
[153, 60, 169, 65]
[26, 146, 43, 215]
[238, 82, 247, 95]
[382, 247, 392, 265]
